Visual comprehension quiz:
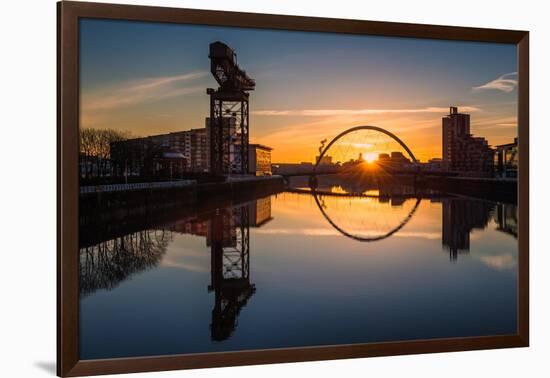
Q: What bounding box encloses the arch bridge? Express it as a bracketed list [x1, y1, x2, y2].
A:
[314, 125, 419, 173]
[279, 125, 430, 188]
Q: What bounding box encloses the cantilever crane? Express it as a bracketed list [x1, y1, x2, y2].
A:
[208, 206, 255, 341]
[209, 42, 256, 92]
[207, 42, 256, 176]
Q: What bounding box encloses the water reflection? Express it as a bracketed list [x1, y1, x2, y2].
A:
[312, 191, 421, 242]
[79, 181, 518, 355]
[80, 197, 274, 341]
[208, 205, 253, 341]
[80, 229, 172, 297]
[496, 202, 518, 238]
[441, 198, 495, 261]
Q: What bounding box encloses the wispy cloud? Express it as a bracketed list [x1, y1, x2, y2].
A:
[160, 258, 208, 272]
[472, 72, 517, 93]
[82, 71, 208, 112]
[472, 116, 517, 130]
[252, 106, 480, 117]
[348, 143, 373, 149]
[252, 110, 449, 162]
[477, 254, 517, 271]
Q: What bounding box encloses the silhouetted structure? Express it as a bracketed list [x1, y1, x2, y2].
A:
[377, 151, 413, 170]
[315, 125, 419, 174]
[79, 154, 113, 179]
[172, 217, 209, 237]
[110, 128, 209, 179]
[272, 162, 318, 176]
[208, 205, 255, 341]
[441, 198, 495, 261]
[442, 107, 494, 177]
[315, 155, 333, 165]
[208, 42, 256, 175]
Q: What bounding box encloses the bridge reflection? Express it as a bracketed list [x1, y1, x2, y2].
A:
[79, 183, 517, 340]
[289, 178, 516, 265]
[312, 193, 421, 242]
[289, 175, 517, 260]
[303, 174, 437, 243]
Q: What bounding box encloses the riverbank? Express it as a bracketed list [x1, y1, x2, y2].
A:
[285, 173, 517, 204]
[424, 176, 517, 203]
[79, 175, 285, 247]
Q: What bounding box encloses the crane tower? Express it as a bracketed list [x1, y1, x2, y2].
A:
[207, 42, 256, 175]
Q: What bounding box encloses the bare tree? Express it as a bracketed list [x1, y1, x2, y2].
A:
[79, 128, 131, 178]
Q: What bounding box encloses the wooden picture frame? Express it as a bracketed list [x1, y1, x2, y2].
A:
[57, 1, 529, 376]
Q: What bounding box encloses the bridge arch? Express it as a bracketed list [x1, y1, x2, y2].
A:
[312, 190, 421, 242]
[314, 125, 418, 172]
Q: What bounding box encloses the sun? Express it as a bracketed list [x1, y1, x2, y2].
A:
[363, 152, 378, 163]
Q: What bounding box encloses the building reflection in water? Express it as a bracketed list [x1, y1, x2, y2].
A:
[172, 198, 272, 340]
[496, 202, 518, 238]
[206, 197, 273, 340]
[208, 205, 253, 341]
[441, 199, 495, 261]
[441, 199, 518, 261]
[79, 191, 517, 341]
[306, 176, 519, 262]
[158, 198, 272, 340]
[79, 196, 272, 340]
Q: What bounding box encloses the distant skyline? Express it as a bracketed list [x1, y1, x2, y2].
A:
[80, 19, 518, 163]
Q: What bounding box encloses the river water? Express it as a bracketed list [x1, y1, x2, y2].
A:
[79, 181, 518, 359]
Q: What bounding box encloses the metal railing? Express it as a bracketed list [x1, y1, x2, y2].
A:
[80, 180, 196, 195]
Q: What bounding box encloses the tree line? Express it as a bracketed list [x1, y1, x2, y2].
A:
[79, 128, 131, 179]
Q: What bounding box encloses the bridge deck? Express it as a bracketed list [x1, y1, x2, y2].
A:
[285, 187, 450, 199]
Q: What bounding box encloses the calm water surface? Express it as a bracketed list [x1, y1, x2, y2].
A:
[79, 185, 518, 359]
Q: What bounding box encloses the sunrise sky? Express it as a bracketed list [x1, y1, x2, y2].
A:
[79, 19, 518, 163]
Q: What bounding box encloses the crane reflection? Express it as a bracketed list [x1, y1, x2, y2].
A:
[79, 185, 517, 341]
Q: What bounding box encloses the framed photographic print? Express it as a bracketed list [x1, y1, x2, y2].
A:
[57, 1, 529, 376]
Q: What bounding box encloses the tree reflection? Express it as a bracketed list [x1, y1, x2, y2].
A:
[79, 197, 268, 342]
[79, 229, 172, 297]
[79, 187, 518, 344]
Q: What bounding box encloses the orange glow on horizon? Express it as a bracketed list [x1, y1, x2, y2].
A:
[363, 152, 378, 163]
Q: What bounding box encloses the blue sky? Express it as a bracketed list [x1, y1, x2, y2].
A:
[79, 18, 518, 162]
